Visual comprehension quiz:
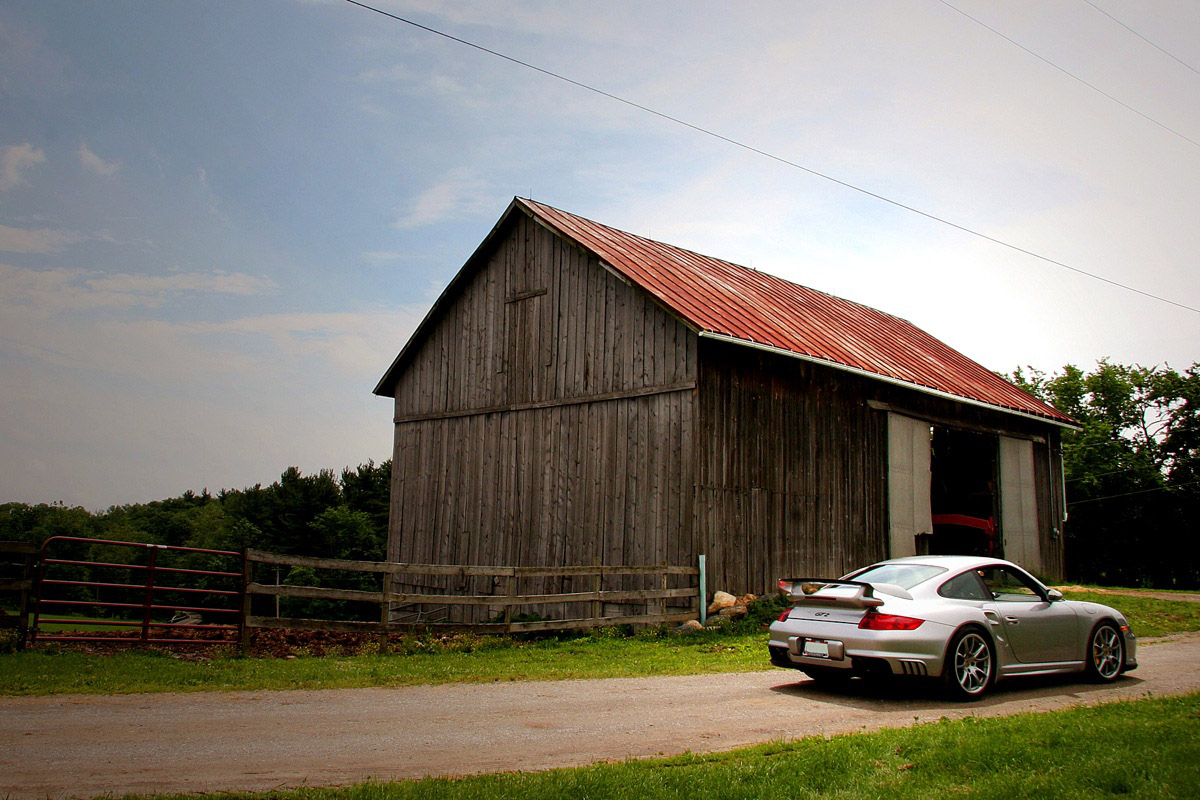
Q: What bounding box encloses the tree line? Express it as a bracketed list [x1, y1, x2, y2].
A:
[1, 461, 390, 562]
[0, 462, 391, 620]
[1008, 361, 1200, 588]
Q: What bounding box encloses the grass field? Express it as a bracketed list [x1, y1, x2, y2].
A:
[114, 692, 1200, 800]
[0, 588, 1195, 697]
[1058, 591, 1200, 638]
[0, 627, 769, 695]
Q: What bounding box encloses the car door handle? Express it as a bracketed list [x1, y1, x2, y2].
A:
[1004, 616, 1020, 625]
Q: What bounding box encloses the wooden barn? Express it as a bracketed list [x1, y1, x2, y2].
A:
[374, 198, 1077, 603]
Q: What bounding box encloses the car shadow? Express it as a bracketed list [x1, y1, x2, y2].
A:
[766, 669, 1145, 711]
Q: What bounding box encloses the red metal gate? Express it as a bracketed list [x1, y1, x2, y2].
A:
[31, 536, 243, 645]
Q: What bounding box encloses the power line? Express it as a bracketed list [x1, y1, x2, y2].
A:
[342, 0, 1200, 316]
[1066, 465, 1159, 483]
[1067, 478, 1200, 506]
[1082, 0, 1200, 78]
[937, 0, 1200, 151]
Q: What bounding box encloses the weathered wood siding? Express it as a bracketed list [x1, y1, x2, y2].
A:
[388, 213, 698, 594]
[1033, 432, 1066, 580]
[693, 341, 1068, 593]
[694, 341, 890, 596]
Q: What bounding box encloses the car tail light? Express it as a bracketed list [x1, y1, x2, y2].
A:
[777, 608, 792, 622]
[858, 612, 924, 630]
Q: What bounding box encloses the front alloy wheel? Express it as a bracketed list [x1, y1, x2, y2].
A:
[1087, 623, 1125, 682]
[945, 628, 995, 701]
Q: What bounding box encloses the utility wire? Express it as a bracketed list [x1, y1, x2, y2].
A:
[343, 0, 1200, 316]
[937, 0, 1200, 151]
[1066, 465, 1160, 482]
[1067, 478, 1200, 506]
[1082, 0, 1200, 78]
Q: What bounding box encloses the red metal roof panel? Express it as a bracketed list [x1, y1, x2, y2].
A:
[519, 198, 1074, 426]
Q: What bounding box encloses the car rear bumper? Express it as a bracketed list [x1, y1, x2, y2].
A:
[767, 620, 954, 678]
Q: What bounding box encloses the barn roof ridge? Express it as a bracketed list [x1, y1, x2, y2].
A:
[375, 196, 1074, 428]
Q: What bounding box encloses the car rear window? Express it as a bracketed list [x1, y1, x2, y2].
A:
[848, 563, 947, 590]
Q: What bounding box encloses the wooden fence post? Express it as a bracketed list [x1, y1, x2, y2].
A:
[240, 550, 253, 657]
[659, 560, 668, 618]
[591, 557, 601, 624]
[0, 541, 37, 650]
[379, 569, 393, 653]
[503, 573, 516, 631]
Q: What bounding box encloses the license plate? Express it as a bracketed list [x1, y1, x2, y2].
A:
[803, 639, 830, 658]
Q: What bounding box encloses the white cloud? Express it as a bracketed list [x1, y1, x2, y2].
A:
[360, 250, 404, 265]
[203, 309, 420, 376]
[0, 224, 79, 254]
[0, 263, 278, 313]
[393, 168, 492, 229]
[0, 143, 45, 190]
[0, 264, 422, 506]
[77, 142, 120, 176]
[0, 261, 420, 378]
[89, 270, 278, 297]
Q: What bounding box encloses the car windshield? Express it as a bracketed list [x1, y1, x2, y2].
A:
[846, 563, 947, 590]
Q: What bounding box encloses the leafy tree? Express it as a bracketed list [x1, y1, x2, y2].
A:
[340, 460, 391, 540]
[1008, 361, 1200, 588]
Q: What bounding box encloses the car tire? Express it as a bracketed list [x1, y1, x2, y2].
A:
[1085, 621, 1125, 683]
[943, 626, 996, 701]
[802, 666, 852, 686]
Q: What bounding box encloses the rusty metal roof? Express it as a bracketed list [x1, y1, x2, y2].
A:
[518, 198, 1074, 426]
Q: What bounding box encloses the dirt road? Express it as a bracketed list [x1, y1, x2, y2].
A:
[3, 634, 1199, 800]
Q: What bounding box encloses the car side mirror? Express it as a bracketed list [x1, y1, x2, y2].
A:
[1046, 588, 1064, 602]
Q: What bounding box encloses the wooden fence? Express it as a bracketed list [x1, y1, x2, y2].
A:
[0, 541, 37, 649]
[243, 549, 704, 652]
[3, 541, 707, 650]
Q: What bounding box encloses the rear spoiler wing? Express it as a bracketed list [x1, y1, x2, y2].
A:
[777, 578, 886, 609]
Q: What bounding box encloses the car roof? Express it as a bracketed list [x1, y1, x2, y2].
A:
[869, 555, 1020, 573]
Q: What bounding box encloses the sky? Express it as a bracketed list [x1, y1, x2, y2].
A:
[2, 0, 1199, 509]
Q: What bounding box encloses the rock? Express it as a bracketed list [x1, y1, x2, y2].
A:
[737, 593, 757, 607]
[707, 591, 737, 614]
[673, 619, 704, 634]
[719, 604, 749, 619]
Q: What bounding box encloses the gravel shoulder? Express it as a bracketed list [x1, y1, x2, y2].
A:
[3, 633, 1199, 800]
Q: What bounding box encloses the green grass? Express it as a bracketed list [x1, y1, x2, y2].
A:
[0, 628, 772, 696]
[117, 692, 1200, 800]
[1, 590, 1195, 697]
[1062, 591, 1200, 638]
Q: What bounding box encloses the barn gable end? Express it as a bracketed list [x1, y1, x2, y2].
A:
[383, 205, 698, 582]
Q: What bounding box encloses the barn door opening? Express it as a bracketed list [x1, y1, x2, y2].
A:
[927, 427, 1000, 557]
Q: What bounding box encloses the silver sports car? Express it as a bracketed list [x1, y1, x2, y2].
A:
[767, 555, 1137, 700]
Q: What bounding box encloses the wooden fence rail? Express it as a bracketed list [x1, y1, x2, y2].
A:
[242, 549, 704, 651]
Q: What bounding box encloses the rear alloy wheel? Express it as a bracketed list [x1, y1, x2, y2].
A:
[1086, 622, 1125, 682]
[944, 627, 996, 701]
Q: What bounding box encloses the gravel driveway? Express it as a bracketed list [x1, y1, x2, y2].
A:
[3, 633, 1199, 800]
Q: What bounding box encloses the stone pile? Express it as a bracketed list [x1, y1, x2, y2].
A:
[672, 589, 759, 633]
